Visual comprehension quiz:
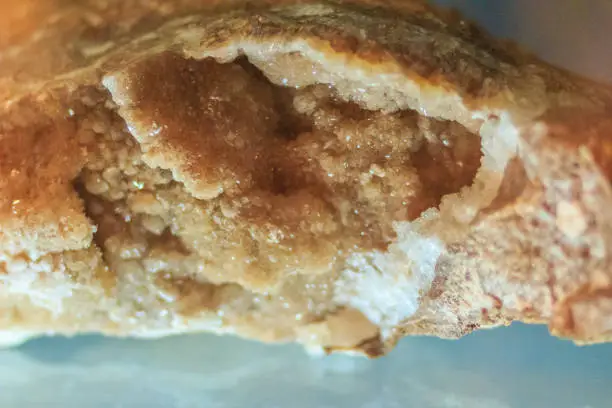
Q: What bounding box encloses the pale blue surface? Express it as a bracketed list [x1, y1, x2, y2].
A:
[0, 324, 611, 407]
[1, 1, 611, 407]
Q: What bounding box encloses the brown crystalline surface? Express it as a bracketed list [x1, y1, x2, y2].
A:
[105, 52, 481, 290]
[1, 0, 612, 353]
[68, 52, 481, 346]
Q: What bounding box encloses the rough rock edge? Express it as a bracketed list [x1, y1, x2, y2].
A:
[1, 0, 612, 354]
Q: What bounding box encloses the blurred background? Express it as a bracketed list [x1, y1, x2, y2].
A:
[1, 1, 611, 407]
[435, 0, 612, 83]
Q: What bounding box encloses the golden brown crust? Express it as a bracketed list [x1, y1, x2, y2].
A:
[2, 0, 612, 354]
